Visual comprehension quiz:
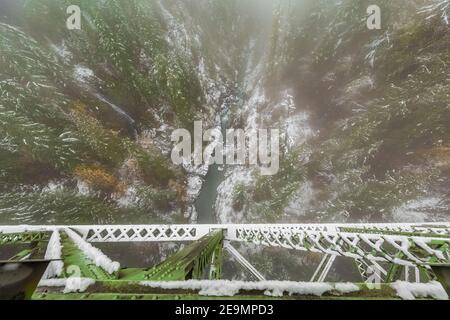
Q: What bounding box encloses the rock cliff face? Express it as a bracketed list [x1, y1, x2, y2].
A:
[0, 0, 448, 227]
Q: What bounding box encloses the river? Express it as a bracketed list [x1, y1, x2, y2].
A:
[194, 105, 231, 224]
[194, 164, 224, 224]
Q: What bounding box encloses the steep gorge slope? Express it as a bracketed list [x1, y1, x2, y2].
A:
[0, 0, 272, 224]
[0, 0, 449, 230]
[0, 0, 202, 223]
[218, 0, 450, 225]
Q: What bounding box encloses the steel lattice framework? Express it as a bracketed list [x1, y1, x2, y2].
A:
[1, 223, 450, 300]
[1, 223, 450, 266]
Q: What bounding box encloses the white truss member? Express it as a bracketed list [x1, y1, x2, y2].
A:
[310, 254, 336, 282]
[224, 241, 266, 281]
[42, 230, 64, 279]
[1, 223, 449, 267]
[355, 258, 388, 282]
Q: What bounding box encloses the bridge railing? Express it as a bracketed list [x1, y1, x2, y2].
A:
[1, 223, 449, 266]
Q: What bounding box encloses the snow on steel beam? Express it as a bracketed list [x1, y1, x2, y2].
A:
[228, 225, 450, 266]
[64, 228, 120, 274]
[42, 230, 64, 279]
[1, 224, 449, 266]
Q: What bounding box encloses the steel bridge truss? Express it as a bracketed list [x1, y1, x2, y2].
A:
[1, 223, 449, 299]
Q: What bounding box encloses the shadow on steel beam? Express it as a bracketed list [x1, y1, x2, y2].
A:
[0, 260, 51, 300]
[430, 264, 450, 295]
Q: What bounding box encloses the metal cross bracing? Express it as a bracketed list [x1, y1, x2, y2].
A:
[0, 231, 50, 244]
[1, 223, 450, 299]
[1, 223, 450, 265]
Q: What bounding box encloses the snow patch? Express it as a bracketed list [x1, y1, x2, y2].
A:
[187, 175, 203, 202]
[285, 112, 314, 148]
[392, 281, 448, 300]
[116, 187, 138, 208]
[76, 179, 91, 196]
[42, 181, 65, 194]
[244, 86, 267, 131]
[392, 197, 444, 223]
[39, 278, 96, 293]
[334, 282, 360, 293]
[140, 125, 173, 156]
[185, 204, 198, 222]
[73, 65, 95, 83]
[216, 168, 254, 223]
[284, 182, 315, 218]
[157, 0, 191, 55]
[183, 161, 209, 177]
[139, 280, 360, 297]
[0, 23, 26, 36]
[50, 42, 73, 62]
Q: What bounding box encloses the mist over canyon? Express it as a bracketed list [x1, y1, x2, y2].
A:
[0, 0, 449, 233]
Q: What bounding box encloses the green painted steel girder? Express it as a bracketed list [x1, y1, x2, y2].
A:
[121, 230, 224, 281]
[339, 227, 450, 239]
[0, 232, 49, 245]
[59, 231, 117, 280]
[2, 225, 449, 300]
[208, 236, 223, 280]
[32, 281, 419, 300]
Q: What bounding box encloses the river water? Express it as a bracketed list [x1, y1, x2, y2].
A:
[194, 105, 231, 224]
[194, 164, 224, 224]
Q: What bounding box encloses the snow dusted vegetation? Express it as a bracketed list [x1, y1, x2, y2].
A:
[392, 197, 449, 222]
[0, 0, 449, 284]
[0, 0, 448, 225]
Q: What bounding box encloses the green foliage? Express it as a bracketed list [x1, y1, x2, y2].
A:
[0, 187, 123, 224]
[0, 107, 82, 172]
[0, 1, 196, 212]
[314, 167, 438, 222]
[69, 110, 128, 166]
[232, 183, 246, 212]
[235, 147, 306, 222]
[130, 186, 179, 214]
[1, 0, 448, 226]
[125, 141, 176, 187]
[244, 0, 450, 222]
